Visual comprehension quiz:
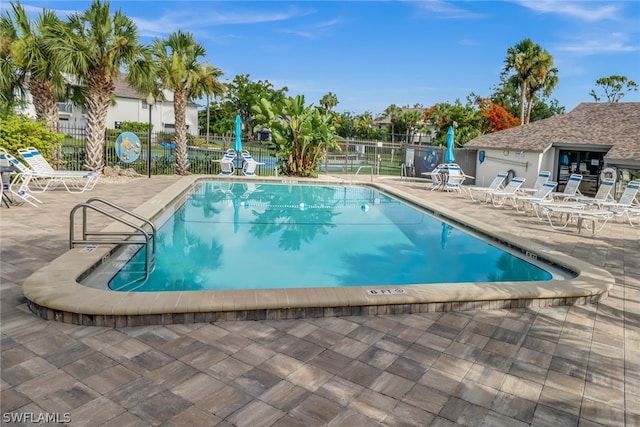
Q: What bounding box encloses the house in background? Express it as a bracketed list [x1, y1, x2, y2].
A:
[16, 75, 200, 136]
[465, 102, 640, 197]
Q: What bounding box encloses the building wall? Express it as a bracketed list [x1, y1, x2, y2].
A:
[16, 88, 199, 136]
[474, 148, 544, 188]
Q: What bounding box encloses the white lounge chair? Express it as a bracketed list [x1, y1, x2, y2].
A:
[569, 178, 615, 205]
[502, 181, 557, 213]
[552, 174, 583, 201]
[487, 177, 526, 207]
[594, 180, 639, 209]
[467, 171, 508, 202]
[2, 153, 42, 206]
[18, 147, 100, 193]
[240, 150, 265, 177]
[519, 171, 551, 195]
[611, 207, 640, 227]
[536, 204, 616, 235]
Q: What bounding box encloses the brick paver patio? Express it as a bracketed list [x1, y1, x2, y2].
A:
[1, 175, 638, 426]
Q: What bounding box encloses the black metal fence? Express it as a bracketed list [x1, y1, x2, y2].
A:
[54, 126, 477, 178]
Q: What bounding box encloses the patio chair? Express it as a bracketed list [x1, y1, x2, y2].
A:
[17, 147, 100, 193]
[422, 164, 445, 191]
[569, 178, 615, 205]
[552, 174, 583, 201]
[518, 171, 551, 195]
[487, 177, 526, 207]
[240, 150, 265, 177]
[467, 171, 508, 202]
[536, 204, 616, 235]
[443, 165, 466, 193]
[611, 207, 640, 227]
[593, 180, 639, 209]
[218, 150, 236, 176]
[2, 153, 42, 207]
[501, 181, 557, 213]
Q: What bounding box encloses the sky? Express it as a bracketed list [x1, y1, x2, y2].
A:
[9, 0, 640, 116]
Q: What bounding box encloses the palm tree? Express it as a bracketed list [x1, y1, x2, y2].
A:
[0, 2, 67, 130]
[504, 38, 552, 125]
[525, 63, 558, 124]
[152, 31, 224, 175]
[54, 0, 149, 171]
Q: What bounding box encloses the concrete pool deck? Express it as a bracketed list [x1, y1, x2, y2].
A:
[1, 175, 638, 425]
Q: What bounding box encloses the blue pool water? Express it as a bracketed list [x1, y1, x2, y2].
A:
[107, 181, 556, 292]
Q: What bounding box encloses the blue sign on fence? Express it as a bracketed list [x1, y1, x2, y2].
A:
[115, 132, 141, 163]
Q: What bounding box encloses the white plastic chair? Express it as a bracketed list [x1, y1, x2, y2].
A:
[217, 149, 236, 176]
[240, 150, 265, 177]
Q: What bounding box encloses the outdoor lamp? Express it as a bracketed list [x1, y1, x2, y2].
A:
[146, 94, 155, 178]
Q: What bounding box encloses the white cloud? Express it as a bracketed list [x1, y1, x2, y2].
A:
[413, 0, 487, 19]
[514, 0, 621, 22]
[556, 33, 639, 55]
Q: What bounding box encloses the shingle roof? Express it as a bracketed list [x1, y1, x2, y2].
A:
[113, 75, 143, 99]
[466, 102, 640, 161]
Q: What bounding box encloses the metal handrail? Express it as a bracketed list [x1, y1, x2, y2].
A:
[70, 197, 156, 284]
[351, 165, 374, 184]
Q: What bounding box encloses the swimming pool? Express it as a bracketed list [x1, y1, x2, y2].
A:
[22, 176, 614, 326]
[104, 181, 559, 292]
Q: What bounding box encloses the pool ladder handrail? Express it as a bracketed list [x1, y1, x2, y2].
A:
[70, 197, 156, 283]
[351, 165, 374, 184]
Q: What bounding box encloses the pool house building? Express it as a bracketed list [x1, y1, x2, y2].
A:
[465, 102, 640, 198]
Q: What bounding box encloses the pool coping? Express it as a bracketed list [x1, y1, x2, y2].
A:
[23, 175, 614, 326]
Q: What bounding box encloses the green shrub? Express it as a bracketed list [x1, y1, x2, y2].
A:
[120, 121, 150, 132]
[0, 113, 63, 161]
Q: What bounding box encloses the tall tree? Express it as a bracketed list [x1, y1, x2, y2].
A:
[524, 61, 558, 124]
[152, 30, 224, 175]
[54, 0, 149, 171]
[589, 75, 638, 102]
[0, 2, 67, 130]
[503, 38, 556, 125]
[224, 74, 287, 140]
[319, 92, 338, 112]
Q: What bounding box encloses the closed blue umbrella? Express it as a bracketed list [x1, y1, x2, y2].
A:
[445, 126, 455, 163]
[234, 114, 243, 153]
